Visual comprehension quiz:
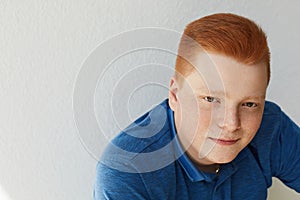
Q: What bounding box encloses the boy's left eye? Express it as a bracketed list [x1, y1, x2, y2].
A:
[242, 102, 258, 108]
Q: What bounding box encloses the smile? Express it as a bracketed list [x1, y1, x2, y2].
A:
[209, 137, 239, 145]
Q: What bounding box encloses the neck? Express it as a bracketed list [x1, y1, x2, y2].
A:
[196, 163, 220, 174]
[185, 151, 220, 174]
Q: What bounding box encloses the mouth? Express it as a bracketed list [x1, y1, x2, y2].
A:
[209, 137, 240, 146]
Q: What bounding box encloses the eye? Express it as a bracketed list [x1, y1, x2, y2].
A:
[242, 102, 258, 108]
[203, 96, 219, 103]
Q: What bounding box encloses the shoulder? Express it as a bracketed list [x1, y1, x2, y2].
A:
[262, 100, 281, 116]
[96, 99, 178, 199]
[248, 100, 300, 182]
[113, 99, 171, 151]
[100, 99, 175, 173]
[257, 100, 298, 138]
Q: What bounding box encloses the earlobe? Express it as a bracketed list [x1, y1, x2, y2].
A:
[168, 77, 179, 111]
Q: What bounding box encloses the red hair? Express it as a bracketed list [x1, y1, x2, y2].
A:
[175, 13, 270, 84]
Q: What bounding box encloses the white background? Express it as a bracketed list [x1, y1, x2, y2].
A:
[0, 0, 299, 199]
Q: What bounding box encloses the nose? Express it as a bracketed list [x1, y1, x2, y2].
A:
[217, 107, 241, 132]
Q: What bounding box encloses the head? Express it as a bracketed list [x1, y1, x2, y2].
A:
[169, 13, 270, 165]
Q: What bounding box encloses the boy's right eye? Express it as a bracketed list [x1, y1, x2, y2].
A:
[203, 96, 218, 103]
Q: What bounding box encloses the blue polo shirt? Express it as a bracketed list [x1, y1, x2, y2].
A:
[94, 99, 300, 200]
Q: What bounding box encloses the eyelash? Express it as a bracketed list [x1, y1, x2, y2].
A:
[203, 96, 220, 103]
[242, 102, 258, 108]
[202, 96, 259, 108]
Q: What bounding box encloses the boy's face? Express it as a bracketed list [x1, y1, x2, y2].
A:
[169, 52, 268, 165]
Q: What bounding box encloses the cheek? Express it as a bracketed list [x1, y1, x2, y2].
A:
[241, 112, 263, 138]
[179, 105, 213, 139]
[179, 98, 200, 122]
[175, 97, 200, 133]
[197, 108, 213, 131]
[182, 102, 213, 129]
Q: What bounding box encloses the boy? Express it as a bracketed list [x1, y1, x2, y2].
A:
[94, 13, 300, 199]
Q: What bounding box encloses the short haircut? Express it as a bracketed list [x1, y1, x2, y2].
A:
[175, 13, 270, 84]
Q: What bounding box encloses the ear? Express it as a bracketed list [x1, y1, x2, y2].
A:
[168, 77, 179, 111]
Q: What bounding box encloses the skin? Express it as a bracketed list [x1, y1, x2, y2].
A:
[169, 52, 268, 170]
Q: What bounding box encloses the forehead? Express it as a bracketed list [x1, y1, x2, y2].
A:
[182, 53, 268, 98]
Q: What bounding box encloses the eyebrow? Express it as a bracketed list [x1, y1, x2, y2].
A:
[194, 89, 265, 100]
[242, 95, 266, 100]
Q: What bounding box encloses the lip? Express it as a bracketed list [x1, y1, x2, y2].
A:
[209, 137, 239, 145]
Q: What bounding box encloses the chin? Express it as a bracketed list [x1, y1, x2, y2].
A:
[209, 153, 238, 164]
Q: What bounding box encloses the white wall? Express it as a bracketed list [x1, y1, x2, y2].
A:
[0, 0, 299, 199]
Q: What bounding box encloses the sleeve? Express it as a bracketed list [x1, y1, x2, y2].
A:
[270, 111, 300, 192]
[93, 162, 150, 200]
